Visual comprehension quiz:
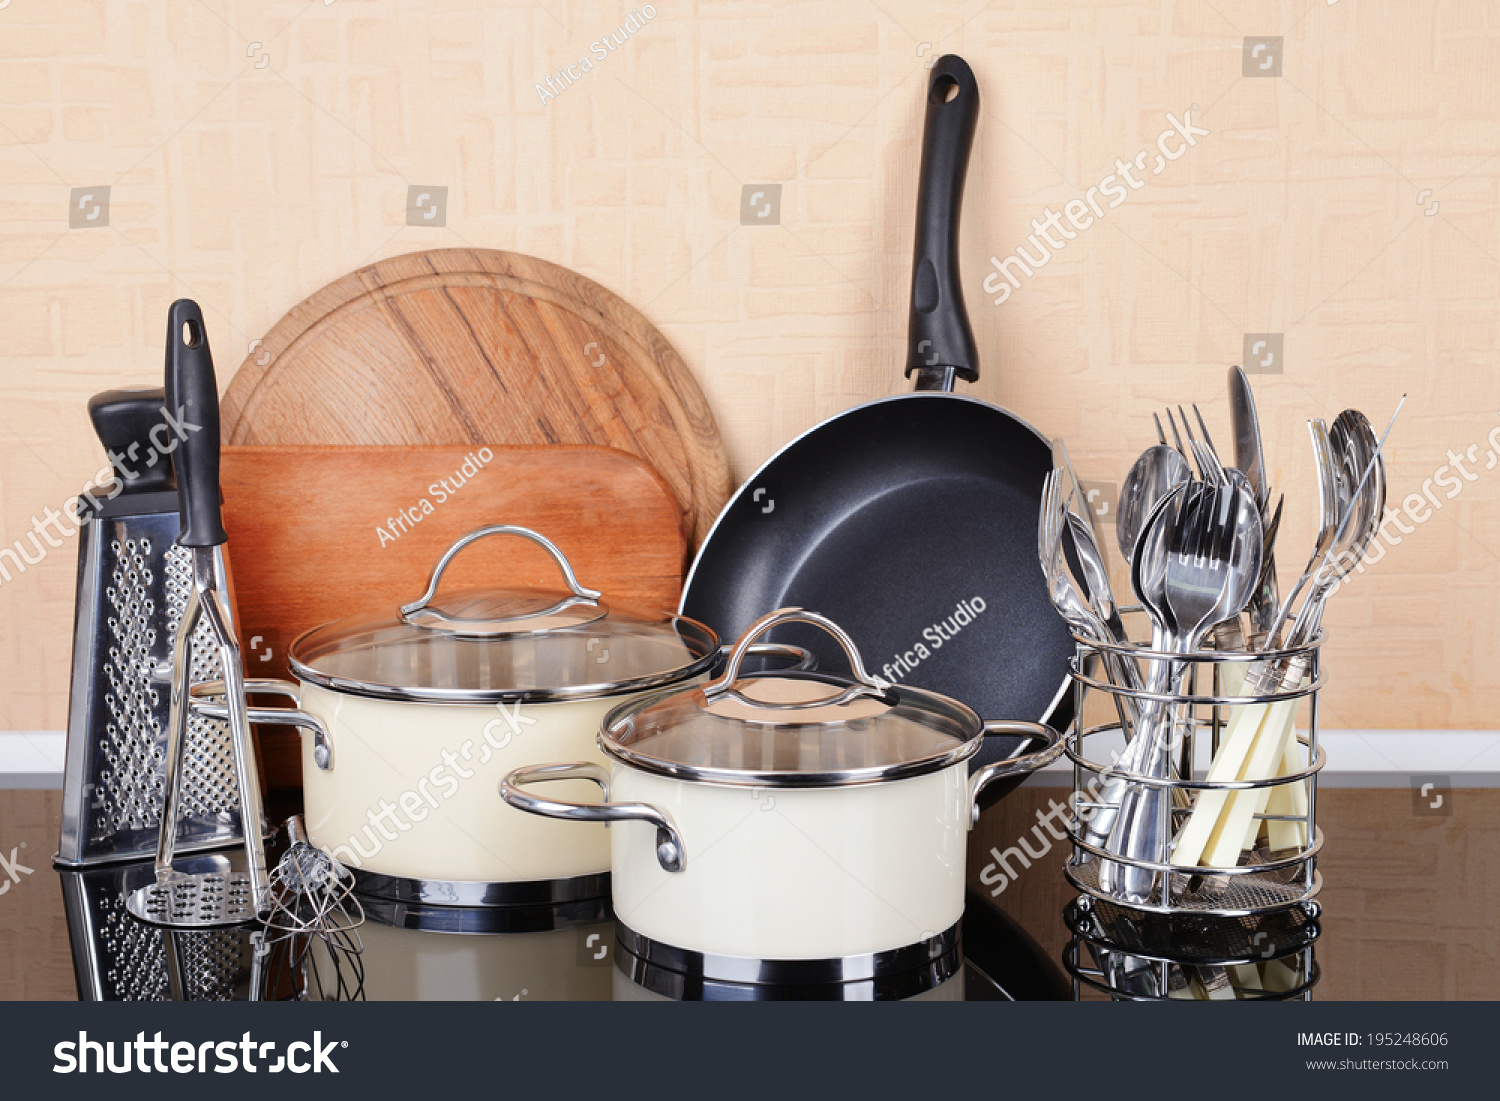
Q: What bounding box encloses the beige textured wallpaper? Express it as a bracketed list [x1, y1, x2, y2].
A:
[2, 0, 1498, 733]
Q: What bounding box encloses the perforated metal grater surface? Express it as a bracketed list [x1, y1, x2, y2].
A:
[57, 507, 247, 866]
[59, 856, 253, 1000]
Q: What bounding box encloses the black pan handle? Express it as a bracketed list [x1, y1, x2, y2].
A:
[906, 54, 980, 392]
[87, 387, 175, 494]
[164, 299, 227, 547]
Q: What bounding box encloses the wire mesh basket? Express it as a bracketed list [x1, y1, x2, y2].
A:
[1063, 898, 1320, 1001]
[1063, 614, 1326, 918]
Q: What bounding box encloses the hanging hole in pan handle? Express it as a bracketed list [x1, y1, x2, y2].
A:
[930, 74, 960, 104]
[400, 524, 602, 628]
[703, 607, 889, 708]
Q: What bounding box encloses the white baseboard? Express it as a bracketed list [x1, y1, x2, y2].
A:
[1027, 728, 1500, 788]
[0, 731, 66, 789]
[7, 730, 1500, 789]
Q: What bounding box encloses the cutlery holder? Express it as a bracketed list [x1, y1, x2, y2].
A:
[1062, 898, 1319, 1001]
[1063, 613, 1326, 918]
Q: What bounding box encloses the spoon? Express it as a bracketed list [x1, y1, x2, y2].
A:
[1117, 445, 1193, 563]
[1288, 409, 1386, 644]
[1083, 483, 1189, 852]
[1066, 509, 1132, 652]
[1329, 410, 1384, 562]
[1039, 473, 1144, 735]
[1102, 483, 1263, 903]
[1039, 471, 1112, 645]
[1265, 419, 1340, 647]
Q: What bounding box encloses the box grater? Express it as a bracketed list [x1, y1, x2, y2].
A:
[59, 853, 255, 1000]
[55, 387, 246, 866]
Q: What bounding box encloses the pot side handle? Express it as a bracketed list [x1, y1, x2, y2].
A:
[189, 679, 335, 772]
[967, 721, 1066, 828]
[500, 762, 686, 874]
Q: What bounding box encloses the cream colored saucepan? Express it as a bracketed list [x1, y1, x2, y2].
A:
[191, 525, 739, 906]
[502, 609, 1064, 966]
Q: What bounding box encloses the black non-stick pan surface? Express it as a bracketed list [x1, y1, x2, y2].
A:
[681, 56, 1073, 798]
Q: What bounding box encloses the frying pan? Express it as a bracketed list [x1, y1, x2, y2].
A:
[680, 56, 1073, 802]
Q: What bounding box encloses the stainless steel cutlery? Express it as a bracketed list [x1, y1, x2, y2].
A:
[1042, 369, 1400, 906]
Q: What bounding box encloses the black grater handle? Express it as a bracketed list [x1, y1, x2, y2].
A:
[87, 388, 176, 494]
[164, 300, 227, 547]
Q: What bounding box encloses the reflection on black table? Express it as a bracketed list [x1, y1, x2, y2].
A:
[59, 853, 1071, 1002]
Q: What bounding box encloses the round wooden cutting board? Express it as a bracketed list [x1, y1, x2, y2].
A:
[221, 248, 731, 545]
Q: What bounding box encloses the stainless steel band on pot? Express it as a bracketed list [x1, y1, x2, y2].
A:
[180, 524, 729, 905]
[501, 608, 1068, 878]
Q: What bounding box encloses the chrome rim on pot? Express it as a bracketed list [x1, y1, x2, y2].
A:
[289, 525, 722, 704]
[502, 608, 1064, 980]
[192, 524, 721, 907]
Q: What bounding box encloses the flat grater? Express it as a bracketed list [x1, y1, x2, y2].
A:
[55, 386, 246, 866]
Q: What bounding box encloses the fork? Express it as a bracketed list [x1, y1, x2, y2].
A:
[1264, 419, 1340, 648]
[1186, 407, 1266, 650]
[1190, 438, 1228, 486]
[1100, 482, 1263, 902]
[1156, 405, 1227, 486]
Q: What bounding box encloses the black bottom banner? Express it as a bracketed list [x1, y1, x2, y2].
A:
[1, 1000, 1493, 1099]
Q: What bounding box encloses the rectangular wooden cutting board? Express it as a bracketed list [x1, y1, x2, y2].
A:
[218, 444, 688, 797]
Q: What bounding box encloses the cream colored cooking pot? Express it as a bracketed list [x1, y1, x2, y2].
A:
[502, 608, 1064, 985]
[192, 525, 721, 906]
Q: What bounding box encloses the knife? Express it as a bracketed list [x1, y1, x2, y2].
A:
[1051, 438, 1098, 545]
[1229, 365, 1279, 646]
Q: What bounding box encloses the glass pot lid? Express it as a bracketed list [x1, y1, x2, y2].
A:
[599, 608, 984, 787]
[288, 525, 720, 703]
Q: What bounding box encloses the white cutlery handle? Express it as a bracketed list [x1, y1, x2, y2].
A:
[1261, 732, 1308, 852]
[1200, 697, 1298, 869]
[1170, 654, 1308, 869]
[1169, 695, 1268, 867]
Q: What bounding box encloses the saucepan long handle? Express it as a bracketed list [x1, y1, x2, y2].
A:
[907, 54, 980, 391]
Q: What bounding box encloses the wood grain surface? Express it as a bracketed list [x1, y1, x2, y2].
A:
[220, 249, 732, 547]
[218, 443, 689, 793]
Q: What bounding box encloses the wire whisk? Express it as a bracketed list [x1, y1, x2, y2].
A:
[254, 816, 366, 1001]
